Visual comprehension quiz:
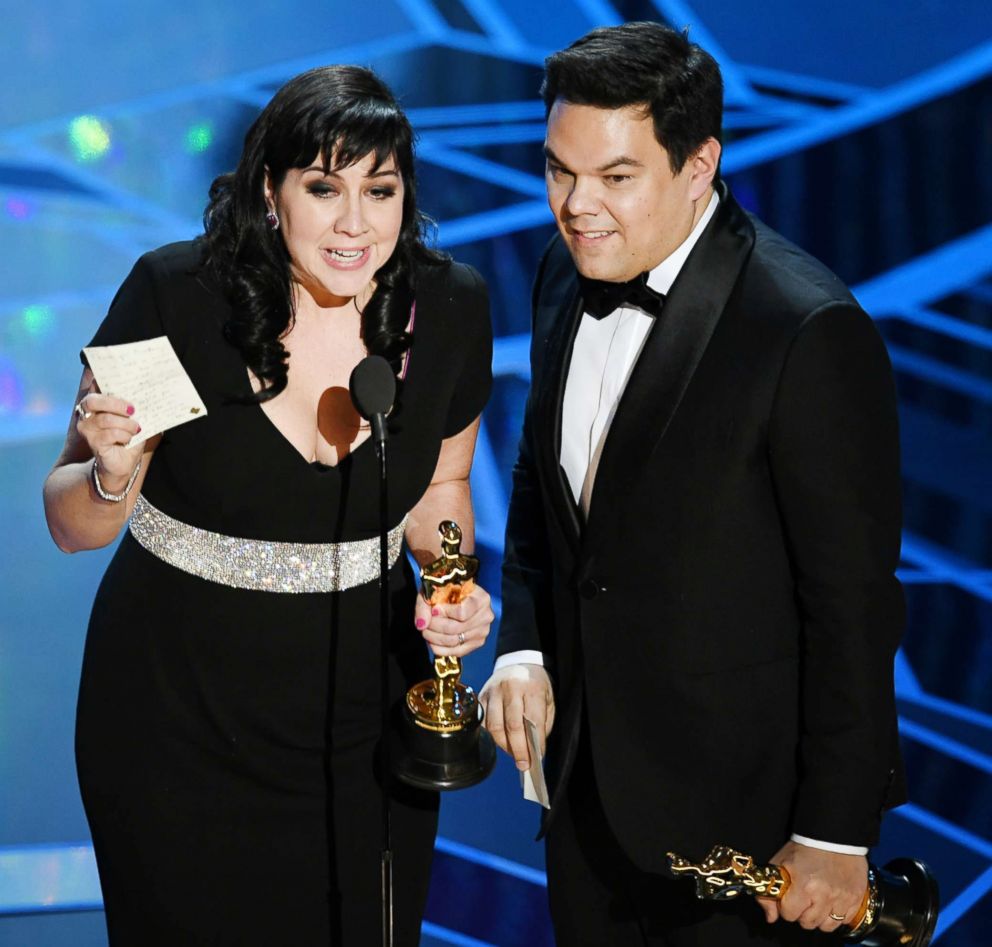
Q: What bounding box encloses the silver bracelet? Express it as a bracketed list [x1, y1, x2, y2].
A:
[92, 457, 142, 503]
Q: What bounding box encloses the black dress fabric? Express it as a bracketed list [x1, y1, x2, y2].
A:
[75, 241, 492, 945]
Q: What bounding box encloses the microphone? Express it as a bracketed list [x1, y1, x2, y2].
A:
[349, 355, 396, 457]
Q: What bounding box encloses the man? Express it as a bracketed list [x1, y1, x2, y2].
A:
[480, 21, 905, 946]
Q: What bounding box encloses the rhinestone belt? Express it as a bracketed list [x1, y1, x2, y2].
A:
[129, 494, 407, 593]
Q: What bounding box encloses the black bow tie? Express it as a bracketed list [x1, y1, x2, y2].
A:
[578, 273, 665, 319]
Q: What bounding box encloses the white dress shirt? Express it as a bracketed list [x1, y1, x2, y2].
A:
[560, 191, 719, 518]
[496, 190, 718, 671]
[492, 189, 865, 855]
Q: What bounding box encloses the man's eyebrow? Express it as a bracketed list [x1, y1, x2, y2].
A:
[596, 155, 644, 172]
[542, 147, 643, 173]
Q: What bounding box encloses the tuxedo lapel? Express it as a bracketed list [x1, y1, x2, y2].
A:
[584, 190, 755, 545]
[532, 252, 583, 551]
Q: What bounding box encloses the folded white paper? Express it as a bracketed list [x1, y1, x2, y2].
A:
[83, 337, 207, 448]
[520, 716, 550, 808]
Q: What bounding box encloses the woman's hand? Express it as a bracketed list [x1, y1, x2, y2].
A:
[44, 369, 155, 553]
[74, 388, 143, 488]
[414, 584, 494, 658]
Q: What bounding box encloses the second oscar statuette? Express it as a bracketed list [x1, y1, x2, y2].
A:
[667, 845, 939, 946]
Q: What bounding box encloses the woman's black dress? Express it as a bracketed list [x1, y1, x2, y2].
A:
[74, 241, 492, 945]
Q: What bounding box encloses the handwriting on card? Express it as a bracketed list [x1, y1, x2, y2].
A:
[83, 337, 208, 448]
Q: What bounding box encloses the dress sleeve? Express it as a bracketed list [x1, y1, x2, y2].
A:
[81, 254, 165, 364]
[442, 265, 493, 438]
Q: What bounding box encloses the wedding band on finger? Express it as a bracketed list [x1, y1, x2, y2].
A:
[458, 632, 465, 645]
[74, 402, 92, 420]
[828, 913, 846, 922]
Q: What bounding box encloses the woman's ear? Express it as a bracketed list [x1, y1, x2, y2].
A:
[263, 168, 275, 213]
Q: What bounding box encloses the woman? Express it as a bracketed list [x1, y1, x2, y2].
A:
[43, 65, 494, 945]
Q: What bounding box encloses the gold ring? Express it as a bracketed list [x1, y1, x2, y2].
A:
[828, 913, 846, 922]
[458, 632, 465, 645]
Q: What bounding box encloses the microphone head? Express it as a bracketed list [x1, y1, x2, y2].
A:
[349, 355, 396, 420]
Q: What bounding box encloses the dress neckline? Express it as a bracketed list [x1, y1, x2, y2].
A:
[237, 300, 415, 474]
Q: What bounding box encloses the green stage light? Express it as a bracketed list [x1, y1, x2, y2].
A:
[22, 305, 55, 338]
[185, 122, 213, 154]
[68, 115, 112, 162]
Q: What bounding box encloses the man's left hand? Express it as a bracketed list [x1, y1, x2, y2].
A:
[756, 840, 868, 933]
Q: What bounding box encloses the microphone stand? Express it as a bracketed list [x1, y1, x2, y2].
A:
[350, 355, 400, 947]
[372, 410, 394, 947]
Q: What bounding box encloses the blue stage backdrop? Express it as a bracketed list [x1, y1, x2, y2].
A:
[1, 2, 991, 944]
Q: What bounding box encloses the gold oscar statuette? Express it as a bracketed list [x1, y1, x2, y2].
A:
[388, 521, 496, 790]
[667, 845, 938, 946]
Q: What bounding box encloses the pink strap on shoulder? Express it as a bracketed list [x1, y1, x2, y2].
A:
[401, 301, 416, 380]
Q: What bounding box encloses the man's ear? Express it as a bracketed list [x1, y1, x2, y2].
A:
[688, 138, 721, 201]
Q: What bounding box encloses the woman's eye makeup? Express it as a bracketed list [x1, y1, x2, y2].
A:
[304, 183, 398, 200]
[306, 183, 336, 197]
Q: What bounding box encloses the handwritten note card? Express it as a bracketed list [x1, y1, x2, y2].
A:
[82, 336, 207, 448]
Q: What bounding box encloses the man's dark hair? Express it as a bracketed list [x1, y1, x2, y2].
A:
[541, 21, 723, 173]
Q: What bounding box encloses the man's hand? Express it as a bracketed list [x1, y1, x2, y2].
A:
[479, 665, 554, 771]
[757, 840, 868, 933]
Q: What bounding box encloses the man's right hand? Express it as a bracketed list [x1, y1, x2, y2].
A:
[480, 665, 555, 771]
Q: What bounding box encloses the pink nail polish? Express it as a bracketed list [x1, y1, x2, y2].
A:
[136, 425, 142, 433]
[126, 405, 135, 416]
[416, 618, 425, 629]
[431, 607, 441, 617]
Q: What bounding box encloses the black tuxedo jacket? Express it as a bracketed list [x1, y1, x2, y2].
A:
[497, 185, 906, 872]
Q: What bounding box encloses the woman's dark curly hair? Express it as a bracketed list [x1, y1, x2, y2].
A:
[202, 64, 445, 401]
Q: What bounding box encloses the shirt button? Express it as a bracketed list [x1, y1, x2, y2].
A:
[579, 579, 600, 600]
